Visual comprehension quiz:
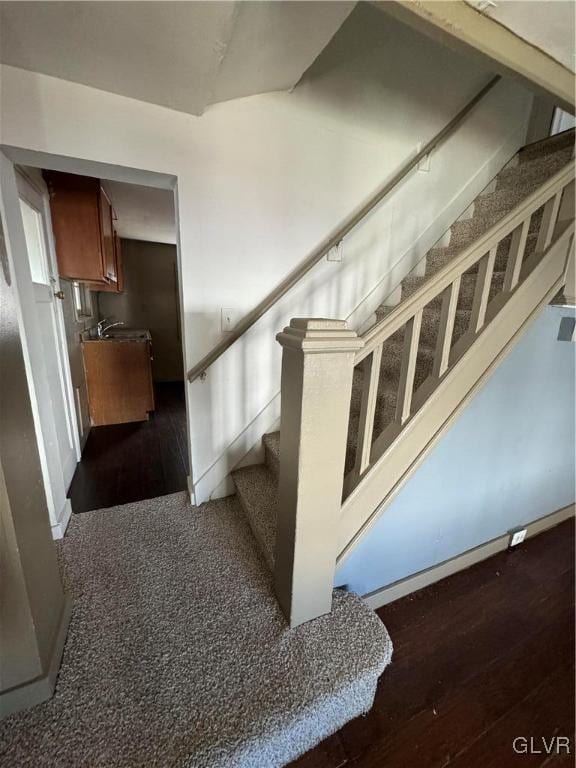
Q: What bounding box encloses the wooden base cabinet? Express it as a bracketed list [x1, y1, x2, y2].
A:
[83, 341, 154, 426]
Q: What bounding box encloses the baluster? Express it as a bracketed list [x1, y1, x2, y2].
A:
[557, 181, 575, 228]
[395, 309, 423, 425]
[432, 276, 461, 378]
[469, 247, 497, 333]
[354, 344, 383, 477]
[503, 219, 530, 292]
[535, 192, 562, 254]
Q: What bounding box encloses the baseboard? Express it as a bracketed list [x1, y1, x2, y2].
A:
[193, 394, 281, 504]
[51, 498, 72, 540]
[0, 594, 72, 720]
[187, 475, 196, 506]
[363, 503, 575, 610]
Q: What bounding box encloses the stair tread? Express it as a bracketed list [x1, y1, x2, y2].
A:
[232, 464, 278, 569]
[496, 144, 573, 189]
[518, 128, 574, 164]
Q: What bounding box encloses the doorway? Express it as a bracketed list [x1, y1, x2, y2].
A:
[2, 152, 189, 529]
[52, 174, 188, 513]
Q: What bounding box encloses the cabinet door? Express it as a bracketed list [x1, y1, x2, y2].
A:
[115, 233, 124, 292]
[83, 341, 154, 426]
[45, 171, 108, 283]
[98, 187, 116, 284]
[87, 231, 123, 293]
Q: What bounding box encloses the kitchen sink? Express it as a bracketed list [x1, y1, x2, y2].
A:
[101, 328, 151, 341]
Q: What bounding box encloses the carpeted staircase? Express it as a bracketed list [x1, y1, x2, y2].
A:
[0, 493, 392, 768]
[233, 129, 575, 568]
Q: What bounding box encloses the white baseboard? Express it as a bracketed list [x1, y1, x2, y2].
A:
[363, 503, 575, 610]
[193, 395, 281, 504]
[51, 498, 72, 540]
[187, 475, 196, 507]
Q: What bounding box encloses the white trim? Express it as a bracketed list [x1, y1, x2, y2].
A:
[187, 475, 196, 507]
[363, 504, 575, 610]
[18, 169, 83, 465]
[51, 498, 72, 540]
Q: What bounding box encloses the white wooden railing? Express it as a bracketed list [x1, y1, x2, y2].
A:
[345, 164, 574, 496]
[274, 157, 575, 627]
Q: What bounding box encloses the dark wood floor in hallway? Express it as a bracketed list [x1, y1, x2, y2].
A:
[68, 381, 188, 513]
[292, 518, 575, 768]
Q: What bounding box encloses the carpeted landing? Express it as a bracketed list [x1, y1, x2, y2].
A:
[0, 492, 392, 767]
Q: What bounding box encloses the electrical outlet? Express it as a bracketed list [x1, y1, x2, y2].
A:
[327, 241, 343, 262]
[509, 528, 527, 548]
[221, 308, 241, 333]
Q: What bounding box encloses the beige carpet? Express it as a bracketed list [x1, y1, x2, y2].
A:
[0, 492, 392, 767]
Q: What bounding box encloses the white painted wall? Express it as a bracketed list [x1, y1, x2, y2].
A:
[0, 5, 534, 503]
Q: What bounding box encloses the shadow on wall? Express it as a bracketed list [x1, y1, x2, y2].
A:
[98, 239, 184, 382]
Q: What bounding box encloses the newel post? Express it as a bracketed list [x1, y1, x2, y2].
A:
[274, 319, 363, 628]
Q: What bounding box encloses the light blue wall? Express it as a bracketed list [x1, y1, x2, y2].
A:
[336, 305, 575, 596]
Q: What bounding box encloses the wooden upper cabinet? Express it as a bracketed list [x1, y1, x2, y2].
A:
[115, 233, 124, 292]
[92, 232, 124, 293]
[99, 187, 116, 283]
[44, 170, 119, 287]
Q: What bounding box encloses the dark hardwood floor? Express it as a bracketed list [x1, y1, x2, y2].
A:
[68, 381, 188, 513]
[291, 518, 575, 768]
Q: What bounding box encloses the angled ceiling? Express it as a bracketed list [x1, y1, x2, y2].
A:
[102, 181, 176, 245]
[0, 1, 355, 116]
[465, 0, 576, 73]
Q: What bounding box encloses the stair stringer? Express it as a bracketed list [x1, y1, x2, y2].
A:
[337, 222, 575, 563]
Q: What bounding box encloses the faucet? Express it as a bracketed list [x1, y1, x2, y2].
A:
[97, 319, 124, 339]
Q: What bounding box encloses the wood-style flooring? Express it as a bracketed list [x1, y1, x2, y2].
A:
[68, 381, 188, 513]
[291, 518, 575, 768]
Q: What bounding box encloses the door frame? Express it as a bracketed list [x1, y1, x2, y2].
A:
[0, 155, 75, 538]
[0, 146, 191, 520]
[16, 167, 82, 471]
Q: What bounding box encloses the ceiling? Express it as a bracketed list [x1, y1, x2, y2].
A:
[102, 181, 176, 245]
[0, 1, 355, 115]
[465, 0, 576, 73]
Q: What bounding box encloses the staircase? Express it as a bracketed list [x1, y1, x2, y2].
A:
[232, 129, 575, 620]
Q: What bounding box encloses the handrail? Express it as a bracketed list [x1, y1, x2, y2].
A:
[354, 160, 575, 364]
[187, 75, 502, 382]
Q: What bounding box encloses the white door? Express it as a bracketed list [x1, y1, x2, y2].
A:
[16, 172, 79, 494]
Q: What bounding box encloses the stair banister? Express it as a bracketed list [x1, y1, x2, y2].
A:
[355, 163, 575, 366]
[338, 170, 575, 556]
[187, 75, 501, 383]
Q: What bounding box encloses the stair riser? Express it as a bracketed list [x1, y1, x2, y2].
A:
[404, 272, 485, 305]
[419, 309, 471, 346]
[473, 186, 538, 219]
[449, 210, 541, 250]
[349, 384, 396, 419]
[264, 441, 279, 480]
[426, 230, 539, 279]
